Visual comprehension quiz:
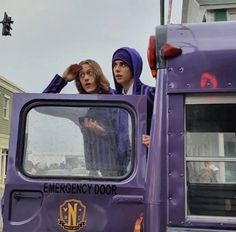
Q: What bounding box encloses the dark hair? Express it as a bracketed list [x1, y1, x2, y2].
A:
[75, 59, 110, 94]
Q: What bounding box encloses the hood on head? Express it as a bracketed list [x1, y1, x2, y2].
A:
[112, 47, 143, 94]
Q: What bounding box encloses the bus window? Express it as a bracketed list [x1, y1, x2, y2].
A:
[185, 95, 236, 218]
[22, 105, 132, 179]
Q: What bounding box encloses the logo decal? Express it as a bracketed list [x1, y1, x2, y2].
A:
[58, 199, 86, 231]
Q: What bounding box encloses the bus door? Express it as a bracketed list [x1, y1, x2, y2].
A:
[2, 93, 147, 232]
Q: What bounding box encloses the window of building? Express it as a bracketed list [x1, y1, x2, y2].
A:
[3, 95, 10, 120]
[0, 148, 8, 177]
[23, 105, 133, 179]
[214, 9, 227, 21]
[185, 95, 236, 219]
[228, 9, 236, 21]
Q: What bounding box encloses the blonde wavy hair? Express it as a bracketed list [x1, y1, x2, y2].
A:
[75, 59, 110, 94]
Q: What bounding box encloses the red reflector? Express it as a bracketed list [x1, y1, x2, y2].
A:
[147, 35, 157, 78]
[161, 43, 182, 59]
[200, 72, 217, 88]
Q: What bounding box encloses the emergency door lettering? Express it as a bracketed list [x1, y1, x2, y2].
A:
[58, 199, 86, 231]
[44, 183, 117, 195]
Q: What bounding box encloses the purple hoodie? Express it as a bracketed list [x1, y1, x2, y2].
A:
[112, 47, 155, 133]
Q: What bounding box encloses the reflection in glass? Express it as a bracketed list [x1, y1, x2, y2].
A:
[187, 161, 236, 183]
[186, 133, 236, 158]
[23, 106, 132, 178]
[186, 103, 236, 217]
[186, 104, 236, 176]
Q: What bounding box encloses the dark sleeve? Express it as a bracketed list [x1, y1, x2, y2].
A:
[108, 87, 116, 94]
[147, 87, 155, 134]
[43, 74, 68, 93]
[81, 108, 117, 137]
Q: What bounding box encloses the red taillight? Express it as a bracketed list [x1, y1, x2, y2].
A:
[161, 43, 182, 59]
[147, 35, 157, 78]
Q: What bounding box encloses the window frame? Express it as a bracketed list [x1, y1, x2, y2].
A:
[185, 93, 236, 222]
[3, 94, 10, 120]
[19, 100, 136, 181]
[228, 9, 236, 21]
[214, 9, 227, 22]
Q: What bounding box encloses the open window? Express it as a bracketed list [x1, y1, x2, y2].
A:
[185, 94, 236, 219]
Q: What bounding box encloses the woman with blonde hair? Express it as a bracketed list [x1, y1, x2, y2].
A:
[43, 60, 128, 177]
[43, 59, 114, 94]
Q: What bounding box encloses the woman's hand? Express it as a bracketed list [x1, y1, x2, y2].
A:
[83, 118, 106, 135]
[62, 64, 82, 82]
[142, 134, 150, 147]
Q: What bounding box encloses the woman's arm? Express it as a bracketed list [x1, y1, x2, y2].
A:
[43, 74, 67, 93]
[43, 64, 81, 93]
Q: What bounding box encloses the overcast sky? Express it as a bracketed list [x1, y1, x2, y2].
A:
[0, 0, 182, 93]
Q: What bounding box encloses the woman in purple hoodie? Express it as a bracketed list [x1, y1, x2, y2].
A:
[112, 47, 156, 147]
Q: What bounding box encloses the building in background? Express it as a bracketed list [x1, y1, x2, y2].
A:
[0, 75, 24, 185]
[182, 0, 236, 23]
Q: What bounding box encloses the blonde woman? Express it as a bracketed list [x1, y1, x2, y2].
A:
[43, 60, 129, 177]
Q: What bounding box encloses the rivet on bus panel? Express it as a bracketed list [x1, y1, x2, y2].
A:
[168, 82, 174, 88]
[178, 67, 184, 72]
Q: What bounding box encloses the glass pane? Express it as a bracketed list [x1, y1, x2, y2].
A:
[186, 104, 236, 133]
[23, 105, 132, 178]
[187, 161, 236, 184]
[187, 161, 236, 217]
[186, 104, 236, 158]
[3, 97, 9, 119]
[229, 13, 236, 21]
[214, 9, 227, 22]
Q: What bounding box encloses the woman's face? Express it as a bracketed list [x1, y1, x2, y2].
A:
[113, 60, 133, 87]
[79, 64, 97, 93]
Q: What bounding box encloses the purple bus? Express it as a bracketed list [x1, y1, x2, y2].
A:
[2, 21, 236, 232]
